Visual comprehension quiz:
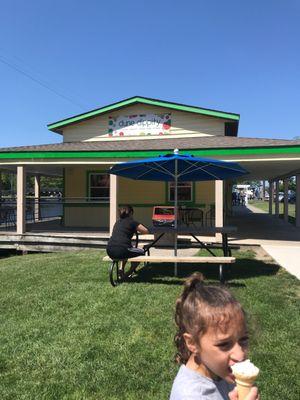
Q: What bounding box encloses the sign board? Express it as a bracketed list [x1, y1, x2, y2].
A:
[108, 113, 171, 136]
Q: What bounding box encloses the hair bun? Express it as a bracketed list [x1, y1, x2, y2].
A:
[185, 272, 204, 291]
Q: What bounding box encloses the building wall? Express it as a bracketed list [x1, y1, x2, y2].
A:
[63, 165, 216, 228]
[62, 104, 228, 142]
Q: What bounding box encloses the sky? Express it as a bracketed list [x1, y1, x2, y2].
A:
[0, 0, 299, 147]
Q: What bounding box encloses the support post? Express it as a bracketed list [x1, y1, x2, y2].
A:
[34, 175, 41, 222]
[17, 165, 26, 234]
[296, 174, 300, 228]
[283, 178, 289, 223]
[0, 171, 2, 201]
[268, 180, 273, 215]
[215, 180, 223, 242]
[275, 180, 279, 217]
[262, 180, 266, 200]
[109, 174, 118, 235]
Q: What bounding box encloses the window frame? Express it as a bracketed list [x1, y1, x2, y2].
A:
[167, 181, 193, 203]
[87, 171, 110, 202]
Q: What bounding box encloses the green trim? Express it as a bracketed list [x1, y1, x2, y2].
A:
[63, 203, 109, 208]
[63, 202, 207, 208]
[47, 96, 240, 132]
[1, 146, 300, 160]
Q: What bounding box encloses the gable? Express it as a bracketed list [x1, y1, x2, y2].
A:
[48, 97, 239, 141]
[60, 102, 238, 143]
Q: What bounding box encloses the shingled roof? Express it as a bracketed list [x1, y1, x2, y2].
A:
[0, 136, 300, 153]
[1, 136, 300, 153]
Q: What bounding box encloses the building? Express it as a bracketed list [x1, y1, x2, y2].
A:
[1, 96, 300, 239]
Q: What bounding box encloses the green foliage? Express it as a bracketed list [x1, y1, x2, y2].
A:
[0, 173, 63, 194]
[0, 250, 299, 399]
[0, 173, 15, 191]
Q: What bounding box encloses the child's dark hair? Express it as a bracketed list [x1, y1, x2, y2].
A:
[174, 272, 246, 364]
[119, 205, 134, 219]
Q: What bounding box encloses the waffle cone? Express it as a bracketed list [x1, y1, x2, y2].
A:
[234, 374, 258, 400]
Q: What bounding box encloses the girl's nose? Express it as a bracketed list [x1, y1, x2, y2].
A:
[230, 343, 246, 362]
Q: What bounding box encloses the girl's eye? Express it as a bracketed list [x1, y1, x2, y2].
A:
[217, 342, 233, 350]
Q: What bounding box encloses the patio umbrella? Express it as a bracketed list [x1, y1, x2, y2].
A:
[109, 149, 248, 257]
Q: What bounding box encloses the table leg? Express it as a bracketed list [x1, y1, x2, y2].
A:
[190, 234, 216, 257]
[222, 233, 229, 256]
[144, 232, 165, 251]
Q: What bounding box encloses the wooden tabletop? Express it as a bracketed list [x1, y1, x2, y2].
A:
[149, 225, 237, 234]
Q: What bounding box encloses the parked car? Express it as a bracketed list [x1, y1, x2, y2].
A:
[279, 192, 296, 203]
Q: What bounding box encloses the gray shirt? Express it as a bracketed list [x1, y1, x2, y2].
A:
[170, 365, 234, 400]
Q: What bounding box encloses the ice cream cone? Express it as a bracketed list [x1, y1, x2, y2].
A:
[231, 359, 259, 400]
[234, 374, 257, 400]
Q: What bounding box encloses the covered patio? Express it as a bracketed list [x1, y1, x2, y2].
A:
[1, 137, 300, 251]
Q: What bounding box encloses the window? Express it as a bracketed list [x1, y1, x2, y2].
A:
[168, 182, 192, 202]
[88, 173, 110, 201]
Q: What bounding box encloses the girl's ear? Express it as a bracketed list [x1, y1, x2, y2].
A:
[183, 333, 198, 354]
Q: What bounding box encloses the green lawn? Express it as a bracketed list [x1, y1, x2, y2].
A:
[0, 250, 299, 399]
[249, 200, 296, 222]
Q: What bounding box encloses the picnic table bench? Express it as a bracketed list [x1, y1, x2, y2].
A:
[103, 254, 236, 286]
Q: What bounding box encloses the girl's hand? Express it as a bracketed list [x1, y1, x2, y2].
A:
[229, 387, 260, 400]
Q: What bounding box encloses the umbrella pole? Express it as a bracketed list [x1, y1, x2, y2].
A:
[174, 158, 178, 276]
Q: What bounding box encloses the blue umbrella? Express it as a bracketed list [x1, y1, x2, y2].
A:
[109, 149, 248, 257]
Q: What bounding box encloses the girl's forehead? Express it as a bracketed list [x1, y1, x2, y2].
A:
[204, 306, 246, 333]
[210, 315, 247, 337]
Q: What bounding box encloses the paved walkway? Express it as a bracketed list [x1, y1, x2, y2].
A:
[229, 204, 300, 279]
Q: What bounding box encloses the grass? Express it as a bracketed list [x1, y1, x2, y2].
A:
[0, 249, 299, 399]
[249, 200, 296, 223]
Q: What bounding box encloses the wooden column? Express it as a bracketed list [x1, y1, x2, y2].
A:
[262, 180, 266, 200]
[109, 174, 118, 235]
[268, 180, 273, 215]
[275, 180, 280, 217]
[296, 174, 300, 228]
[17, 165, 26, 234]
[215, 180, 223, 242]
[283, 178, 289, 223]
[34, 175, 41, 222]
[0, 171, 2, 203]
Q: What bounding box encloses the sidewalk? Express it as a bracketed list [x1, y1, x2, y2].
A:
[261, 244, 300, 279]
[228, 204, 300, 279]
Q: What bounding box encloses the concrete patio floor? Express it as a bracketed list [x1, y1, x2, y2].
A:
[229, 204, 300, 279]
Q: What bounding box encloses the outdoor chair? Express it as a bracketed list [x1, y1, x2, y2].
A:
[190, 208, 204, 229]
[205, 205, 215, 227]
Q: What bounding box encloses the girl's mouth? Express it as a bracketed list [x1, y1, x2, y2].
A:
[228, 367, 236, 381]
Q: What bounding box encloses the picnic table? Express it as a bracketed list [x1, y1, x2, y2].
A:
[103, 225, 237, 286]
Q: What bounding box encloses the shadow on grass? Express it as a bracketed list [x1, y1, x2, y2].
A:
[129, 258, 280, 286]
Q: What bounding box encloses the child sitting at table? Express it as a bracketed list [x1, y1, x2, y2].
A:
[106, 205, 149, 277]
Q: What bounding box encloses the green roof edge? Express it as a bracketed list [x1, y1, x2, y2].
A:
[47, 96, 240, 132]
[1, 145, 300, 160]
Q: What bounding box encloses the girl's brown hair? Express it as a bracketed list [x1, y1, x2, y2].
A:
[174, 272, 245, 364]
[119, 205, 133, 219]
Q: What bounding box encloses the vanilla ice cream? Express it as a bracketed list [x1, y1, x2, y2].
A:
[231, 359, 259, 378]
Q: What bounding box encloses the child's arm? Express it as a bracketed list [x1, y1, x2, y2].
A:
[136, 223, 149, 234]
[229, 386, 260, 400]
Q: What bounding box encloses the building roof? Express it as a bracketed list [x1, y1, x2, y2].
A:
[47, 96, 240, 133]
[1, 136, 300, 156]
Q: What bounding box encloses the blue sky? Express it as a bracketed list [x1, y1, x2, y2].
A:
[1, 0, 299, 147]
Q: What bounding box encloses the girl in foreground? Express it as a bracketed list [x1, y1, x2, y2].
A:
[170, 273, 260, 400]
